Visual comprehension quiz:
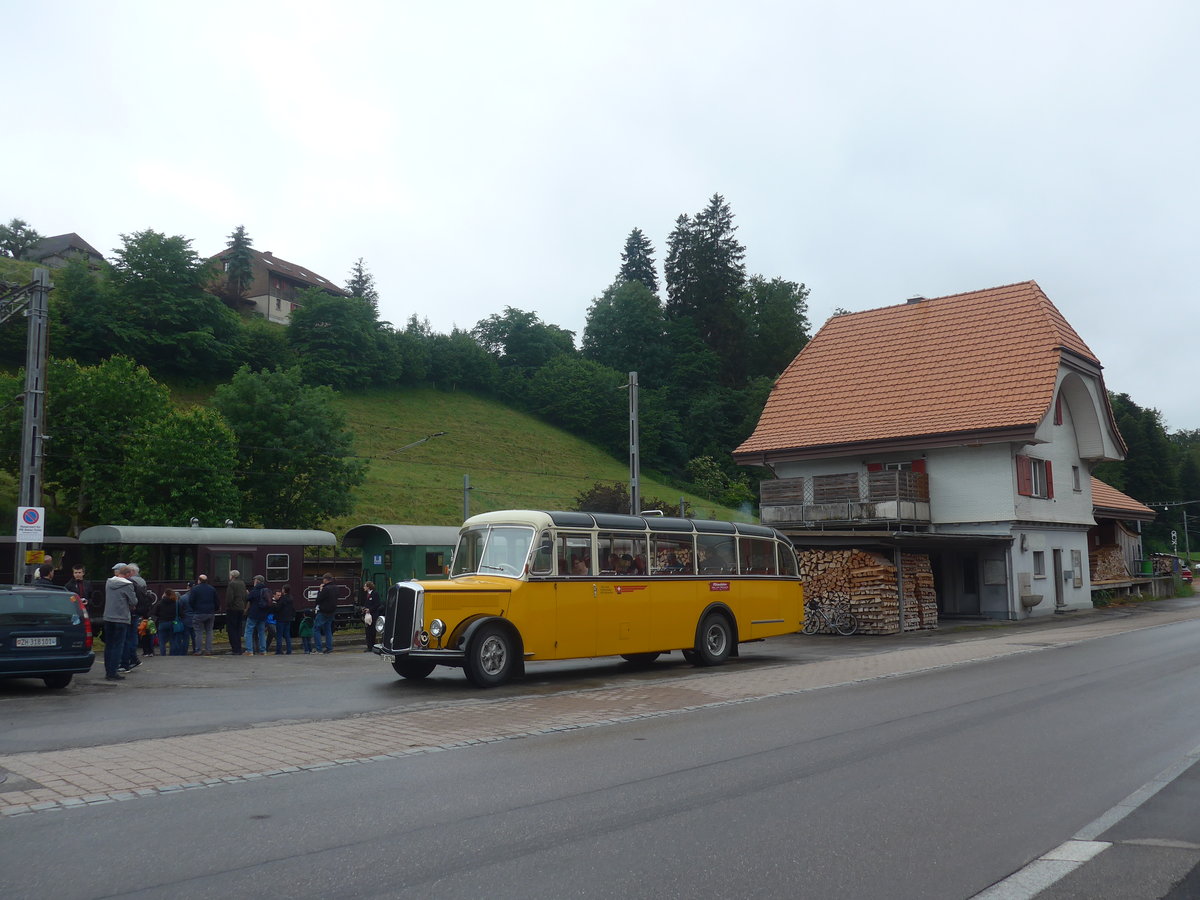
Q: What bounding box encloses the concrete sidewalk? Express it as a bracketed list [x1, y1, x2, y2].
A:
[4, 599, 1199, 818]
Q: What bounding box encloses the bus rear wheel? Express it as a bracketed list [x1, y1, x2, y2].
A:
[694, 612, 733, 667]
[392, 658, 437, 680]
[465, 623, 516, 688]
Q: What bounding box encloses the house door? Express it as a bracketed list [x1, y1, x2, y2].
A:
[1053, 549, 1065, 608]
[932, 551, 981, 617]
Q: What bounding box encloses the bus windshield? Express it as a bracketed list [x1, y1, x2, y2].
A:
[450, 525, 534, 578]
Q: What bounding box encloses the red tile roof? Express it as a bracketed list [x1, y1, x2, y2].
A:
[1090, 477, 1155, 521]
[735, 281, 1101, 461]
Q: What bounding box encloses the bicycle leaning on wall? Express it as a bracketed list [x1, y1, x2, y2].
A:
[802, 597, 859, 636]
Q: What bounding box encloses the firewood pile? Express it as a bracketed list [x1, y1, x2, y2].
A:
[798, 548, 938, 634]
[1089, 545, 1129, 582]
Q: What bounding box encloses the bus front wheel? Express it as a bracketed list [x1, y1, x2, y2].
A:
[694, 612, 732, 667]
[465, 623, 516, 687]
[392, 658, 437, 680]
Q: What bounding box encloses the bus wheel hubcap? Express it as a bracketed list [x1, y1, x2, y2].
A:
[480, 636, 506, 674]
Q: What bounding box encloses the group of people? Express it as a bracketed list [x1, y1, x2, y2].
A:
[223, 570, 300, 655]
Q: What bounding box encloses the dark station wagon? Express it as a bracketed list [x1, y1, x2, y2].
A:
[0, 585, 95, 689]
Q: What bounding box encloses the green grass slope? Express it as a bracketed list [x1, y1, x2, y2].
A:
[328, 387, 748, 534]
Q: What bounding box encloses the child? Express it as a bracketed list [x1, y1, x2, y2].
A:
[299, 609, 316, 654]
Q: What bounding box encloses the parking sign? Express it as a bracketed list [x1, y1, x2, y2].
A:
[16, 506, 44, 542]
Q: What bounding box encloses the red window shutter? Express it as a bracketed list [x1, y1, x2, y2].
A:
[1016, 455, 1033, 496]
[866, 463, 883, 472]
[1054, 396, 1063, 426]
[1044, 460, 1054, 498]
[911, 459, 926, 474]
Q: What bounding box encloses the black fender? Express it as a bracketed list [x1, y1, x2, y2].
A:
[694, 602, 740, 657]
[455, 615, 525, 664]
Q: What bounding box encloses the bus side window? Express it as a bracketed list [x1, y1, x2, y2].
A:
[738, 538, 778, 575]
[531, 533, 554, 575]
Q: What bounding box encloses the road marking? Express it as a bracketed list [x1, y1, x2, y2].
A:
[971, 742, 1200, 899]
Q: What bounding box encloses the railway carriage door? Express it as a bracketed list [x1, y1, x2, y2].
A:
[554, 533, 597, 659]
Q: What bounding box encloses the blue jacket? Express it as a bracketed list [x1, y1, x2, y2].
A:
[189, 582, 219, 615]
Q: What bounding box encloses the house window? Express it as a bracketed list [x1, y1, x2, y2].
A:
[1054, 395, 1063, 426]
[1072, 466, 1081, 492]
[1016, 455, 1054, 499]
[1033, 551, 1046, 578]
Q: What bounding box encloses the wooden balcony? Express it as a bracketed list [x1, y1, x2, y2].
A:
[760, 471, 931, 528]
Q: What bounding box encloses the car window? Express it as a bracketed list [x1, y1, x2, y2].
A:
[0, 590, 81, 626]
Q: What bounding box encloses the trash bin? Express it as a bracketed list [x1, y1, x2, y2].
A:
[1140, 559, 1153, 575]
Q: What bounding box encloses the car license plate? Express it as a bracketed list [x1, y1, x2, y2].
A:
[16, 636, 58, 648]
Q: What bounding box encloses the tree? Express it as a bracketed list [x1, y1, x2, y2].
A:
[89, 406, 242, 527]
[663, 195, 749, 384]
[224, 225, 255, 297]
[0, 218, 43, 259]
[287, 288, 383, 390]
[472, 307, 576, 371]
[742, 275, 810, 379]
[618, 227, 658, 295]
[428, 328, 498, 391]
[108, 229, 244, 379]
[345, 257, 379, 308]
[211, 366, 367, 527]
[525, 357, 627, 457]
[581, 280, 669, 382]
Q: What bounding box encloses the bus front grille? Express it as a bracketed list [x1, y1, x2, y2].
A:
[383, 583, 418, 652]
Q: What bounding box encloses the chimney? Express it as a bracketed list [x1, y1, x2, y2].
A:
[263, 251, 273, 258]
[906, 295, 925, 304]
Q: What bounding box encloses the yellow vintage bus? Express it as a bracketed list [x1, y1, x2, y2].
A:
[373, 510, 804, 687]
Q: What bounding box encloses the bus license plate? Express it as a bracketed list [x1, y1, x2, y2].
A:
[16, 636, 57, 648]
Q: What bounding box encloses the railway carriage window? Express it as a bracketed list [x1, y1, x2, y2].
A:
[212, 553, 232, 582]
[266, 554, 289, 582]
[651, 536, 694, 575]
[557, 533, 592, 576]
[738, 538, 777, 575]
[597, 532, 647, 576]
[696, 534, 736, 575]
[424, 552, 446, 575]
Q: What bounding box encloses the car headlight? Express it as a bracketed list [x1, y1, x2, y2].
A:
[429, 618, 446, 638]
[374, 616, 386, 634]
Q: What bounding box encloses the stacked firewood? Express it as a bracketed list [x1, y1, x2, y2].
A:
[798, 548, 938, 635]
[1089, 545, 1129, 582]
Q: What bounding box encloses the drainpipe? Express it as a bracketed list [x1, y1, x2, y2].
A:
[894, 542, 906, 633]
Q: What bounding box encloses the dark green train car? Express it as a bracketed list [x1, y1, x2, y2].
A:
[342, 524, 460, 590]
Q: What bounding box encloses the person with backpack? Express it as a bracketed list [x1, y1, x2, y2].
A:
[242, 575, 274, 656]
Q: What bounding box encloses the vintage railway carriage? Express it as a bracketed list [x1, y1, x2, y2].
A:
[77, 525, 338, 624]
[341, 524, 459, 589]
[374, 510, 804, 687]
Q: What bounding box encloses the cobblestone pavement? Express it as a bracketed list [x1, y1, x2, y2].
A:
[4, 602, 1199, 818]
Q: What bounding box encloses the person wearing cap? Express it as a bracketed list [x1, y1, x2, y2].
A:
[102, 565, 137, 682]
[189, 574, 220, 655]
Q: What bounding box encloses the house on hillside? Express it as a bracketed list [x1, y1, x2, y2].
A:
[207, 247, 348, 325]
[24, 233, 105, 269]
[734, 281, 1127, 621]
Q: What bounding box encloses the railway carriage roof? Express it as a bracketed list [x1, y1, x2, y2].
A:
[78, 525, 337, 546]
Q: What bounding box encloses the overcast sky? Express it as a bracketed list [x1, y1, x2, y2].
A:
[9, 1, 1198, 430]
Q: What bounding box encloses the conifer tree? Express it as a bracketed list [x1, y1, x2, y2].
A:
[225, 225, 254, 297]
[346, 257, 380, 308]
[618, 227, 658, 295]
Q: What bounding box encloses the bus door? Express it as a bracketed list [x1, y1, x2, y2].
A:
[737, 537, 784, 638]
[553, 533, 597, 659]
[648, 534, 698, 649]
[595, 532, 650, 655]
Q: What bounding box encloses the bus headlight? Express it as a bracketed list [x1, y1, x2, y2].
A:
[374, 616, 386, 635]
[429, 618, 446, 638]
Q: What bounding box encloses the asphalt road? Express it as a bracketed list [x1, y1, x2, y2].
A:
[4, 603, 1200, 898]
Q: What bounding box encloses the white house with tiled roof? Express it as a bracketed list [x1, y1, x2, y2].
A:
[735, 281, 1127, 620]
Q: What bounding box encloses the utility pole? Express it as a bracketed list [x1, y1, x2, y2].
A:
[628, 371, 639, 515]
[13, 269, 51, 579]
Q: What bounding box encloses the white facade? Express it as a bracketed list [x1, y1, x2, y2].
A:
[766, 361, 1120, 620]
